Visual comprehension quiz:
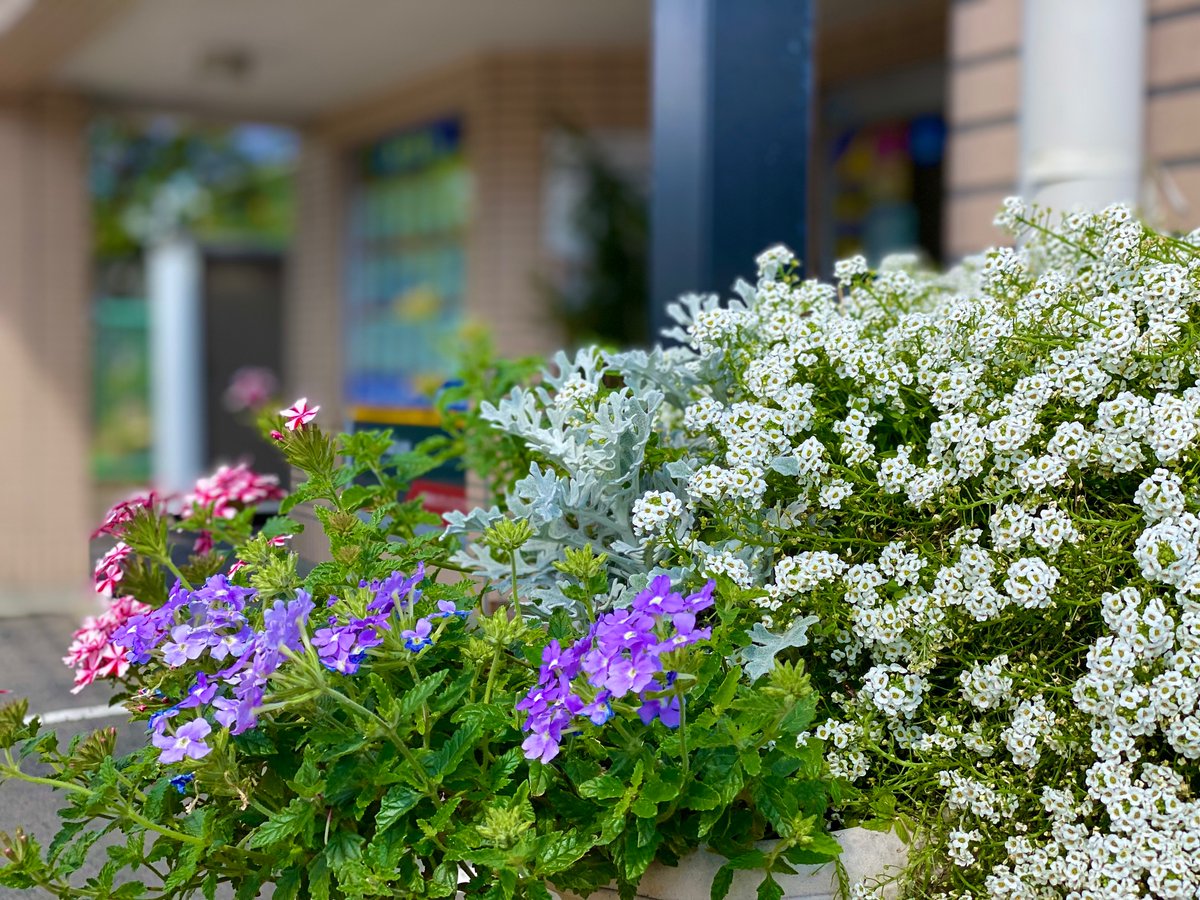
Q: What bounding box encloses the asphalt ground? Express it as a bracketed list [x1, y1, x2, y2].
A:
[0, 615, 161, 899]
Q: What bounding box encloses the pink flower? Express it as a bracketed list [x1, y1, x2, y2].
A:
[228, 559, 248, 577]
[270, 430, 285, 442]
[64, 595, 151, 693]
[92, 491, 159, 539]
[93, 542, 131, 597]
[182, 463, 285, 520]
[224, 366, 278, 412]
[267, 534, 293, 547]
[280, 397, 319, 432]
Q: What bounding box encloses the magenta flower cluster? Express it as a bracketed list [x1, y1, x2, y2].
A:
[518, 576, 715, 763]
[112, 565, 442, 767]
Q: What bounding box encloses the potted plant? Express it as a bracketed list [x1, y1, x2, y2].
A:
[0, 397, 885, 897]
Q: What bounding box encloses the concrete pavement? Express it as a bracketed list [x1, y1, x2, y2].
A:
[0, 614, 141, 898]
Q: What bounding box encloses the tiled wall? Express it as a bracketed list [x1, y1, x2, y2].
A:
[945, 0, 1200, 256]
[0, 93, 91, 609]
[288, 51, 648, 426]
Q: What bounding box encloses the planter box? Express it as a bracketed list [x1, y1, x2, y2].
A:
[553, 827, 906, 900]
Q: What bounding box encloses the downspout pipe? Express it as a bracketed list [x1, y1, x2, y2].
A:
[1018, 0, 1146, 212]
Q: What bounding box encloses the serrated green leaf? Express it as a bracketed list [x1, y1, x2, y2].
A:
[143, 777, 172, 821]
[710, 864, 735, 900]
[682, 781, 721, 811]
[640, 771, 681, 804]
[710, 668, 740, 714]
[376, 785, 422, 833]
[56, 828, 105, 876]
[578, 774, 625, 800]
[536, 831, 588, 875]
[630, 795, 658, 818]
[261, 515, 303, 538]
[778, 696, 817, 736]
[757, 875, 783, 900]
[162, 843, 202, 891]
[323, 831, 364, 875]
[234, 874, 264, 900]
[424, 721, 481, 782]
[395, 670, 449, 720]
[247, 798, 315, 849]
[273, 869, 302, 900]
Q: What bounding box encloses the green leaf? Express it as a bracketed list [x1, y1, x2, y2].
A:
[261, 515, 304, 538]
[274, 870, 302, 900]
[779, 696, 817, 736]
[376, 785, 423, 833]
[162, 843, 202, 892]
[710, 668, 740, 714]
[395, 670, 449, 720]
[710, 865, 735, 900]
[619, 825, 661, 883]
[424, 721, 482, 782]
[578, 774, 625, 800]
[536, 831, 589, 875]
[247, 798, 316, 849]
[56, 828, 105, 876]
[323, 831, 364, 875]
[757, 875, 784, 900]
[0, 698, 32, 749]
[234, 874, 264, 900]
[640, 771, 681, 804]
[682, 781, 722, 811]
[630, 796, 658, 818]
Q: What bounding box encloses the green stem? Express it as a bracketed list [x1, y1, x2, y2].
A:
[509, 553, 522, 621]
[319, 686, 436, 795]
[162, 557, 194, 592]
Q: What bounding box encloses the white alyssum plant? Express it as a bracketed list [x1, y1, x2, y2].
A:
[450, 200, 1200, 896]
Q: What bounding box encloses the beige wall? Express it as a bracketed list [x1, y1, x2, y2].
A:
[944, 0, 1020, 257]
[0, 92, 92, 612]
[945, 0, 1200, 255]
[286, 50, 648, 425]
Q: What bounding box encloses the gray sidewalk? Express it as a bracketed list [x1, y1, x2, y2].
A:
[0, 615, 138, 898]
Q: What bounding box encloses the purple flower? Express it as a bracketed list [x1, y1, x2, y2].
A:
[152, 717, 212, 764]
[515, 578, 717, 761]
[522, 729, 561, 764]
[402, 618, 433, 652]
[161, 625, 212, 668]
[596, 648, 658, 698]
[431, 600, 468, 619]
[633, 575, 688, 615]
[637, 695, 681, 728]
[177, 673, 219, 710]
[369, 565, 424, 616]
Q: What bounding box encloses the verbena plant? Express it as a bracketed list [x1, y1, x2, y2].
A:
[449, 201, 1200, 898]
[0, 395, 836, 898]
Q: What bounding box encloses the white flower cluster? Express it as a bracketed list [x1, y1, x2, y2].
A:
[458, 200, 1200, 896]
[630, 490, 684, 537]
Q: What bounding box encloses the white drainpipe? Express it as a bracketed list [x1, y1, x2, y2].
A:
[147, 233, 205, 496]
[1018, 0, 1146, 212]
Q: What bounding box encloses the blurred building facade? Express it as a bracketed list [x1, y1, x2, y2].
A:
[1, 0, 1199, 608]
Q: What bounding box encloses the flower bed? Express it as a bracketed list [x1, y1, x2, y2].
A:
[5, 200, 1200, 898]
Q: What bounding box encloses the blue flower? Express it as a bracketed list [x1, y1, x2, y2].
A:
[169, 773, 195, 794]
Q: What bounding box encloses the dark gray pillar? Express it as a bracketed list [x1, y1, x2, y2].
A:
[649, 0, 813, 340]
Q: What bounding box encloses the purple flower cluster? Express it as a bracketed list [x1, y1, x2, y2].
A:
[518, 576, 715, 763]
[113, 578, 316, 763]
[311, 566, 426, 674]
[111, 566, 453, 767]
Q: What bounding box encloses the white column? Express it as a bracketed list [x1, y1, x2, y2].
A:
[1019, 0, 1146, 212]
[147, 234, 204, 495]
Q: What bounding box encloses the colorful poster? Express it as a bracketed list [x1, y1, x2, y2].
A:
[345, 119, 468, 410]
